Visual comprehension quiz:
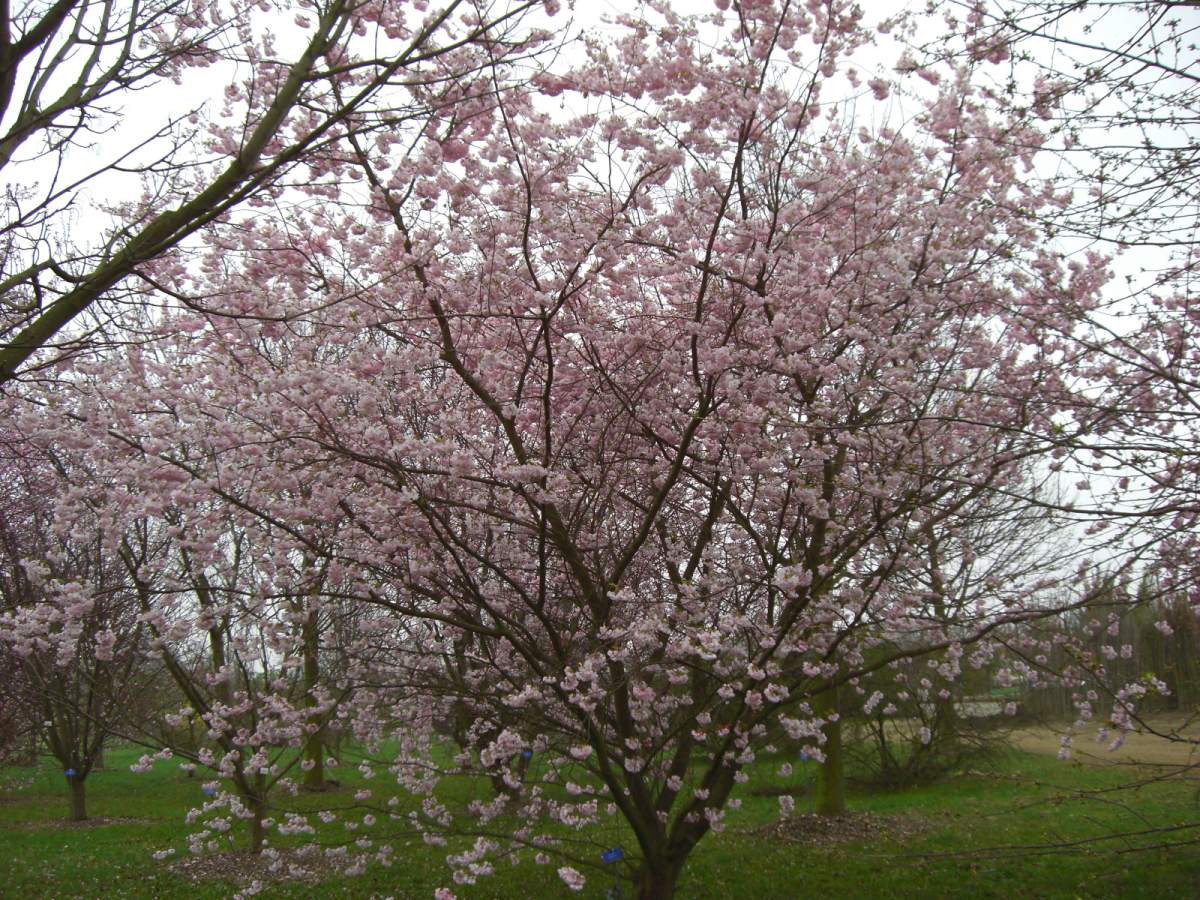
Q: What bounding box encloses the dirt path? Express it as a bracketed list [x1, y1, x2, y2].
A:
[1011, 715, 1200, 768]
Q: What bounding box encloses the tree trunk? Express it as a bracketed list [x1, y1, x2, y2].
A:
[249, 796, 268, 853]
[302, 731, 325, 790]
[301, 610, 325, 791]
[67, 777, 87, 821]
[814, 684, 845, 816]
[636, 857, 683, 900]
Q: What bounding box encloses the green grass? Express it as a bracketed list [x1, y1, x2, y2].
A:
[1, 745, 1196, 898]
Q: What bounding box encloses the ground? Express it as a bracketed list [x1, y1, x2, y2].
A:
[1011, 714, 1200, 768]
[0, 721, 1196, 898]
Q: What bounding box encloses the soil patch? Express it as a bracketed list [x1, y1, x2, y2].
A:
[753, 811, 930, 848]
[169, 846, 348, 891]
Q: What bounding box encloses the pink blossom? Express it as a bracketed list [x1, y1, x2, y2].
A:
[441, 140, 469, 164]
[557, 866, 585, 892]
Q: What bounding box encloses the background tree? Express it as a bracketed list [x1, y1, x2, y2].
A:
[839, 485, 1064, 788]
[0, 422, 152, 820]
[0, 644, 40, 767]
[113, 488, 358, 852]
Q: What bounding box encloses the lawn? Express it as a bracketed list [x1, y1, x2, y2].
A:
[0, 742, 1196, 898]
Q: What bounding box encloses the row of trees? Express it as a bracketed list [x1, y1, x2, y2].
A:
[1, 0, 1197, 896]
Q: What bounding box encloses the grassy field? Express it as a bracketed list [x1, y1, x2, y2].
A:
[1, 739, 1197, 899]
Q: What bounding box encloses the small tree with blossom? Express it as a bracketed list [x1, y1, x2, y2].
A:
[0, 425, 152, 820]
[114, 496, 361, 854]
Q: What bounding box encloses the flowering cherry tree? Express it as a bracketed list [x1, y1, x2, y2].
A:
[19, 0, 1160, 896]
[27, 334, 409, 854]
[0, 415, 154, 820]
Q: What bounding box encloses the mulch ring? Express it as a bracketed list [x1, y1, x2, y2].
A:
[169, 846, 348, 890]
[752, 811, 930, 847]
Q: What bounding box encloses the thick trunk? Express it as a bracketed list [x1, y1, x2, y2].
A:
[249, 796, 268, 853]
[67, 777, 87, 821]
[814, 684, 845, 816]
[302, 731, 325, 790]
[636, 859, 682, 900]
